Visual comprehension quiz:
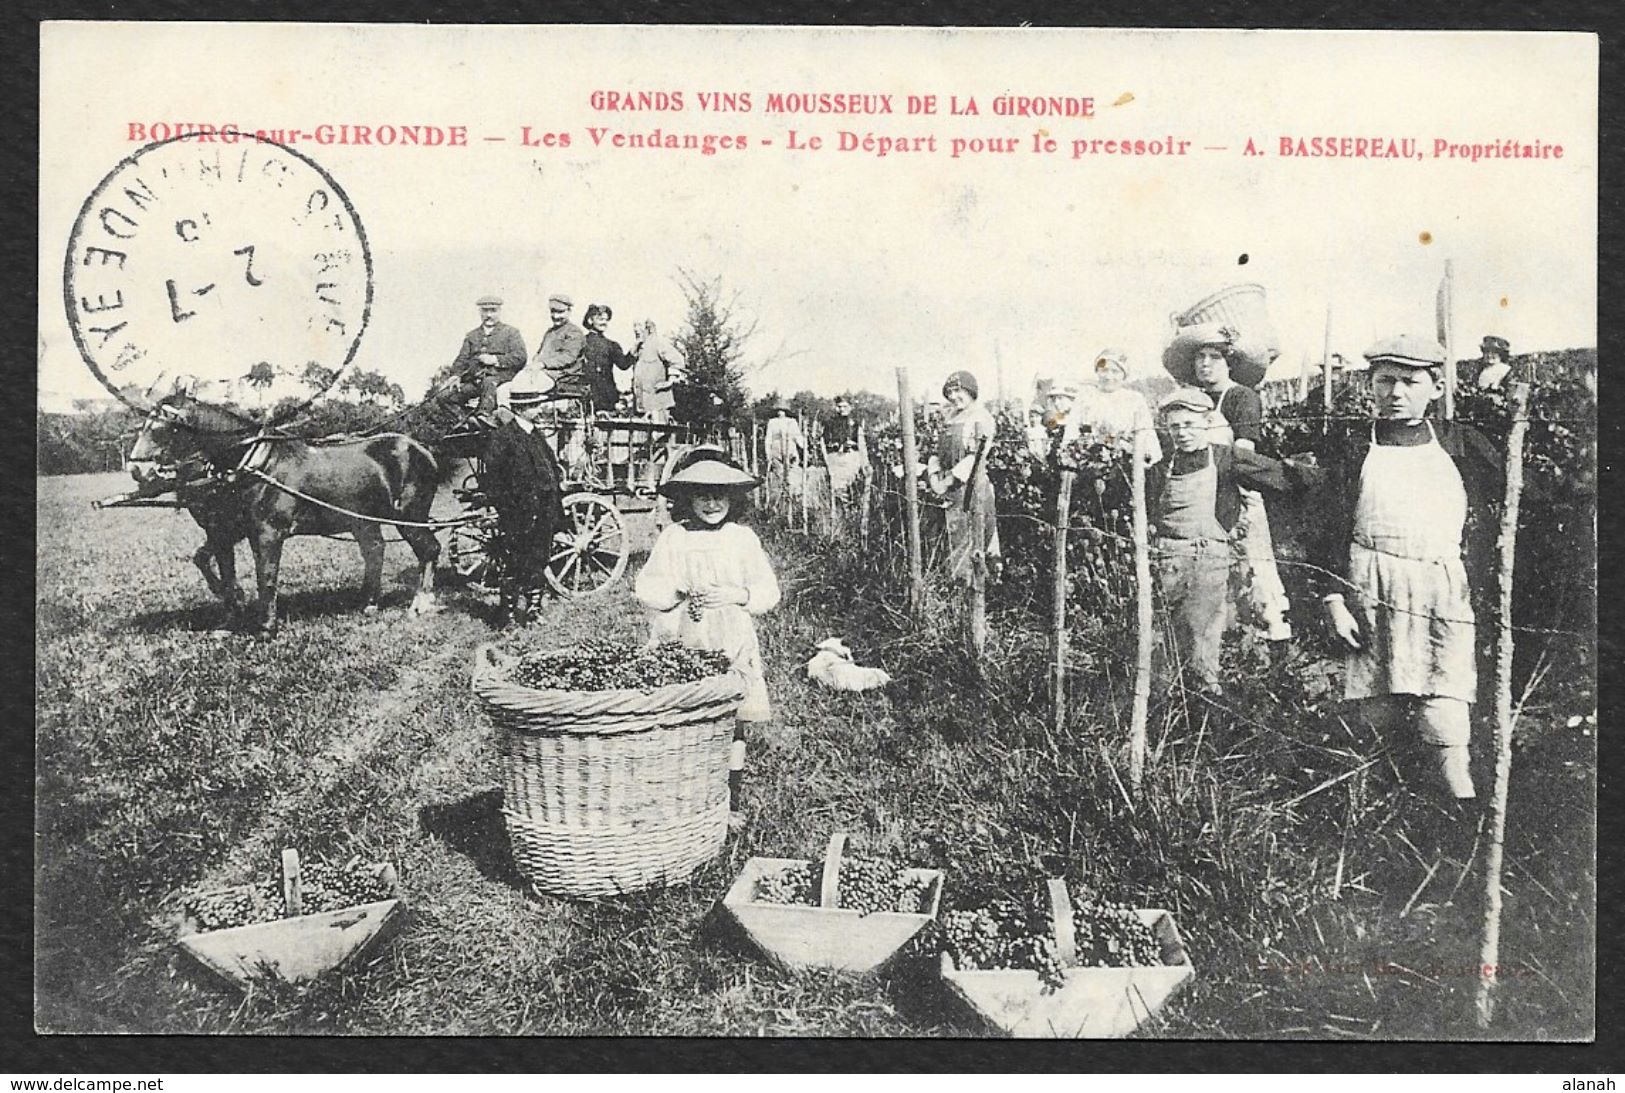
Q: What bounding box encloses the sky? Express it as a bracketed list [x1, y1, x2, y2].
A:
[39, 25, 1597, 411]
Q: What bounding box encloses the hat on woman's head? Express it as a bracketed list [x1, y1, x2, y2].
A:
[584, 303, 613, 323]
[942, 370, 979, 399]
[1094, 348, 1129, 376]
[1161, 322, 1269, 388]
[658, 448, 760, 497]
[1480, 334, 1511, 360]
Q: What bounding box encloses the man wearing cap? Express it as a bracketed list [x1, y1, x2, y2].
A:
[1163, 322, 1292, 643]
[535, 294, 588, 398]
[1148, 387, 1305, 695]
[1087, 349, 1161, 464]
[1310, 334, 1505, 804]
[1473, 335, 1514, 390]
[450, 296, 528, 417]
[482, 388, 569, 625]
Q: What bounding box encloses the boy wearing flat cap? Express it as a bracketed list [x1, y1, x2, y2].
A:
[1311, 334, 1505, 804]
[1149, 387, 1304, 694]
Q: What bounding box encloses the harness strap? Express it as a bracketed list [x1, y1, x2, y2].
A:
[239, 466, 476, 530]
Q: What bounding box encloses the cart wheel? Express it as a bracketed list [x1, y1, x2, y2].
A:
[448, 510, 501, 588]
[545, 492, 628, 598]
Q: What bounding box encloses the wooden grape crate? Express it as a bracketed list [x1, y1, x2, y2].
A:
[938, 880, 1194, 1038]
[177, 849, 406, 990]
[720, 833, 944, 974]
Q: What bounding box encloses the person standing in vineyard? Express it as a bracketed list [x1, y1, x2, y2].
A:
[821, 394, 867, 495]
[635, 450, 783, 825]
[1148, 387, 1304, 695]
[1086, 348, 1161, 464]
[763, 400, 806, 510]
[926, 370, 1002, 583]
[1163, 323, 1294, 644]
[1312, 335, 1504, 804]
[1473, 334, 1514, 391]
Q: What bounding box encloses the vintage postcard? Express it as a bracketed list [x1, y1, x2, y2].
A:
[36, 23, 1596, 1043]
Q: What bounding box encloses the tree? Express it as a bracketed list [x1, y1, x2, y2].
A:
[246, 361, 277, 408]
[671, 270, 755, 425]
[301, 362, 338, 394]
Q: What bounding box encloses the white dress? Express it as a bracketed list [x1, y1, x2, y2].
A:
[634, 521, 782, 721]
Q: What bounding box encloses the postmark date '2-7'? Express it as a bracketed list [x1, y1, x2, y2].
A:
[64, 135, 373, 409]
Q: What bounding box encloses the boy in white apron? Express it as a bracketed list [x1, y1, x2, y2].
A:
[1317, 335, 1504, 802]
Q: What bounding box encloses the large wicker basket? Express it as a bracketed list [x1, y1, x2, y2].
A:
[471, 643, 744, 898]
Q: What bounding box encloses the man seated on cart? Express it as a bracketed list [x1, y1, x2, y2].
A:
[484, 382, 570, 626]
[447, 294, 528, 424]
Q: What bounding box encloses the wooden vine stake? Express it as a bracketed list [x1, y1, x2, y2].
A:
[1128, 429, 1152, 794]
[968, 503, 988, 663]
[896, 368, 926, 619]
[1476, 378, 1530, 1029]
[1052, 470, 1076, 734]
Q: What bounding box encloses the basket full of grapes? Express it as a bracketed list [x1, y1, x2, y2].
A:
[934, 879, 1193, 1038]
[718, 833, 945, 973]
[176, 848, 404, 989]
[471, 640, 745, 898]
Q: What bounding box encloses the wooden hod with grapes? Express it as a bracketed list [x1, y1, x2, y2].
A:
[719, 832, 944, 973]
[176, 848, 405, 989]
[937, 879, 1194, 1038]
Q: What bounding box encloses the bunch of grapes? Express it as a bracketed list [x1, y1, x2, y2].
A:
[753, 862, 814, 904]
[510, 639, 733, 693]
[1069, 897, 1163, 969]
[933, 889, 1165, 990]
[934, 899, 1069, 988]
[185, 885, 278, 932]
[184, 859, 394, 931]
[752, 858, 932, 915]
[295, 859, 394, 913]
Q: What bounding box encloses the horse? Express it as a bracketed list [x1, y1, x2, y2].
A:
[127, 393, 443, 633]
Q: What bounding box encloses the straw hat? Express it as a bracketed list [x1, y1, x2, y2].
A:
[1161, 322, 1270, 388]
[658, 450, 760, 496]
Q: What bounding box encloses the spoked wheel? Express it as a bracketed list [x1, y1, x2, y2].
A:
[448, 509, 501, 589]
[545, 492, 628, 598]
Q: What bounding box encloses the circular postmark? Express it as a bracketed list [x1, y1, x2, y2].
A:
[63, 134, 373, 425]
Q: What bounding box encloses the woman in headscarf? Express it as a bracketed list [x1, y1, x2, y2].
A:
[925, 369, 1001, 582]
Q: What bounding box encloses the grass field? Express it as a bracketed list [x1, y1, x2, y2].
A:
[35, 471, 1595, 1038]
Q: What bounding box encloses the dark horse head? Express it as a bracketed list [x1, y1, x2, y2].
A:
[126, 393, 261, 488]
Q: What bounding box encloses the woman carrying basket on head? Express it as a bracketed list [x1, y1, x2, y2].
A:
[635, 449, 783, 826]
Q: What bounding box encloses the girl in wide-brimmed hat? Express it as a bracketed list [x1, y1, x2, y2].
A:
[635, 449, 783, 823]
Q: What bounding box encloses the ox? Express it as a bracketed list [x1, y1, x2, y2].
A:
[128, 393, 442, 633]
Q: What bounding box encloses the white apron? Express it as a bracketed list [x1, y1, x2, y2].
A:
[1345, 422, 1476, 702]
[1209, 390, 1292, 639]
